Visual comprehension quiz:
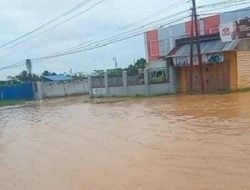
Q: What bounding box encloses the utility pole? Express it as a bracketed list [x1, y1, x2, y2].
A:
[191, 0, 205, 93]
[26, 59, 32, 81]
[113, 57, 118, 69]
[190, 7, 194, 92]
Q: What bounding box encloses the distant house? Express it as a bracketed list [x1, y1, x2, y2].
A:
[41, 75, 73, 82]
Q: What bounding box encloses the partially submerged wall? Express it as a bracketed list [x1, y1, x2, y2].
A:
[91, 66, 178, 97]
[36, 79, 89, 99]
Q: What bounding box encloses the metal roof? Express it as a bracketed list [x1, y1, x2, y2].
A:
[168, 39, 240, 58]
[42, 75, 73, 82]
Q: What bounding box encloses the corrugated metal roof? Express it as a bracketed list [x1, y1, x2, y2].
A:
[168, 39, 240, 57]
[42, 75, 73, 82]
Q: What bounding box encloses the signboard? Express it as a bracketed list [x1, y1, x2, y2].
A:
[173, 56, 205, 67]
[239, 17, 250, 38]
[220, 17, 250, 42]
[173, 53, 224, 67]
[173, 56, 189, 67]
[206, 53, 224, 63]
[219, 23, 235, 42]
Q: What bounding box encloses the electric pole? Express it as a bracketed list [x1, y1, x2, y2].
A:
[190, 7, 194, 92]
[113, 57, 118, 69]
[26, 59, 32, 81]
[191, 0, 205, 93]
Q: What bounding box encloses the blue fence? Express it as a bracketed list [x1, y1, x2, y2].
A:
[0, 82, 34, 101]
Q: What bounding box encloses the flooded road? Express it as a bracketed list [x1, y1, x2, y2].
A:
[0, 92, 250, 190]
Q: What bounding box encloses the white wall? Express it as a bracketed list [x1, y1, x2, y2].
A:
[92, 66, 178, 97]
[37, 79, 89, 99]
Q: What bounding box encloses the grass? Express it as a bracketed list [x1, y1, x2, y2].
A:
[0, 100, 27, 107]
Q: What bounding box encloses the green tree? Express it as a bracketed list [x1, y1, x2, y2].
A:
[41, 70, 57, 76]
[107, 68, 123, 77]
[126, 58, 147, 76]
[134, 58, 146, 69]
[93, 70, 105, 76]
[126, 64, 138, 76]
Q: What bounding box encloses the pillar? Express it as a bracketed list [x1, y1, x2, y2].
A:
[104, 72, 109, 96]
[88, 75, 93, 97]
[144, 68, 149, 96]
[123, 70, 128, 96]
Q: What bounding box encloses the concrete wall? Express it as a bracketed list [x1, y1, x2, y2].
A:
[237, 51, 250, 89]
[146, 60, 167, 69]
[91, 66, 178, 97]
[36, 79, 89, 99]
[158, 23, 186, 57]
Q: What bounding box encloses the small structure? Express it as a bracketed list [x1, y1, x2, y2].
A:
[41, 75, 73, 82]
[36, 76, 89, 99]
[166, 36, 250, 93]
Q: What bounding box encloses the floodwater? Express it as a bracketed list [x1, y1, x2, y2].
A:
[0, 93, 250, 190]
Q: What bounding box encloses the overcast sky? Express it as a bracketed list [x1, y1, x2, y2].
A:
[0, 0, 243, 79]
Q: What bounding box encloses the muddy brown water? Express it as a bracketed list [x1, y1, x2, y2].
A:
[0, 92, 250, 190]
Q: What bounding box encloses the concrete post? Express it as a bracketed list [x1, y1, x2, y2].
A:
[169, 65, 177, 93]
[88, 75, 93, 97]
[104, 72, 109, 96]
[169, 37, 175, 50]
[36, 81, 45, 100]
[144, 68, 149, 96]
[122, 70, 128, 96]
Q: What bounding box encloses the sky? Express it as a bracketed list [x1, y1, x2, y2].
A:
[0, 0, 244, 79]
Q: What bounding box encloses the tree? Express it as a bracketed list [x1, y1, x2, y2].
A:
[134, 58, 146, 69]
[126, 64, 138, 76]
[6, 70, 40, 83]
[92, 70, 105, 76]
[15, 70, 30, 82]
[126, 58, 147, 76]
[41, 70, 57, 76]
[107, 68, 123, 77]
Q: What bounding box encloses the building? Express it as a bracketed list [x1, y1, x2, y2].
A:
[41, 75, 73, 82]
[145, 7, 250, 92]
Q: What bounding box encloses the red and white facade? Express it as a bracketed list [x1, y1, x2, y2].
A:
[145, 8, 250, 66]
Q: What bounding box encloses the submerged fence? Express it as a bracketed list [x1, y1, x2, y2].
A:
[90, 67, 177, 97]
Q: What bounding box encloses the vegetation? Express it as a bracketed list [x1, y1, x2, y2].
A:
[126, 58, 147, 76]
[92, 58, 147, 77]
[1, 58, 147, 84]
[0, 100, 26, 107]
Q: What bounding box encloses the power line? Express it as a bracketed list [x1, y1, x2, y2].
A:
[28, 0, 246, 57]
[42, 8, 190, 58]
[199, 6, 250, 16]
[198, 1, 250, 15]
[71, 0, 188, 48]
[1, 0, 187, 54]
[0, 15, 190, 71]
[28, 0, 250, 61]
[1, 0, 250, 71]
[0, 1, 189, 71]
[31, 15, 190, 61]
[0, 60, 26, 71]
[0, 0, 106, 53]
[0, 0, 101, 50]
[197, 0, 249, 9]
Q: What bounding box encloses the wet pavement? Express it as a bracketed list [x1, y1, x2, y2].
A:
[0, 92, 250, 190]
